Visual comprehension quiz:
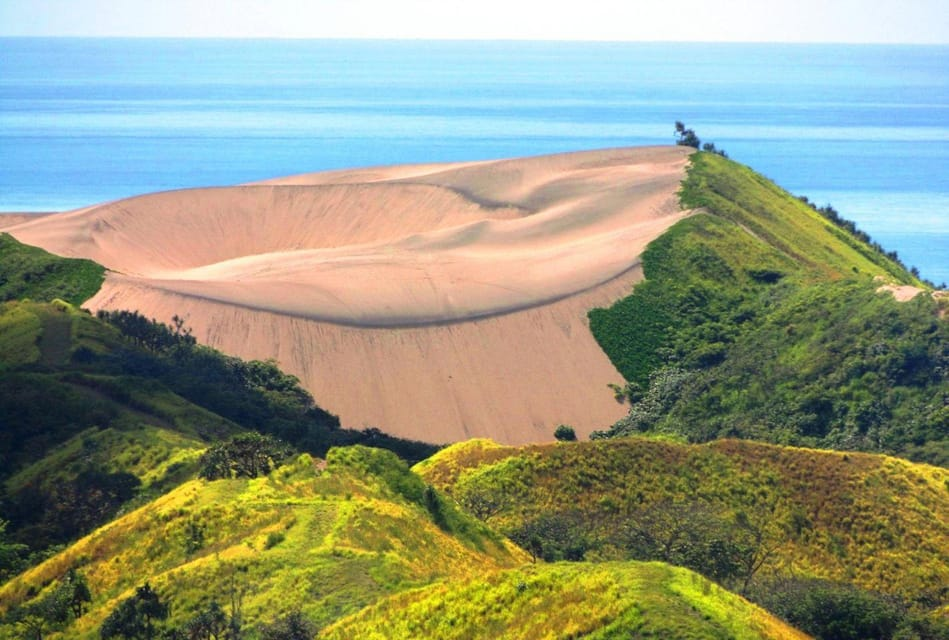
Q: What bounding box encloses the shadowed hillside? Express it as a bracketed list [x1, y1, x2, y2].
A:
[0, 298, 435, 563]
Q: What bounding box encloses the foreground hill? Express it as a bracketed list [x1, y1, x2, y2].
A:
[320, 561, 808, 640]
[0, 444, 811, 640]
[417, 438, 949, 610]
[0, 446, 526, 638]
[4, 146, 694, 443]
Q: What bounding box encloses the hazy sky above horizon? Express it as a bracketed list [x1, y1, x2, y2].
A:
[0, 0, 947, 43]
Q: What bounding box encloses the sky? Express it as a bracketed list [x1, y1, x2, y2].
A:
[0, 0, 947, 43]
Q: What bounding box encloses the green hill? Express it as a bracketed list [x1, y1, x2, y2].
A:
[417, 437, 949, 634]
[321, 561, 809, 640]
[0, 233, 104, 306]
[589, 151, 947, 465]
[0, 446, 526, 638]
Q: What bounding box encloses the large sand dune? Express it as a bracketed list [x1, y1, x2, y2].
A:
[6, 146, 693, 443]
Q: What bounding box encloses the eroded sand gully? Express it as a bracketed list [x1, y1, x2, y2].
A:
[8, 146, 694, 444]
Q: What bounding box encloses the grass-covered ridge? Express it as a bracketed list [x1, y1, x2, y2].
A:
[418, 438, 949, 608]
[0, 233, 105, 306]
[0, 446, 526, 638]
[321, 561, 808, 640]
[677, 152, 916, 282]
[589, 152, 947, 465]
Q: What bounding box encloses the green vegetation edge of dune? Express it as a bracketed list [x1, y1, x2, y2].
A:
[0, 233, 105, 306]
[589, 151, 948, 466]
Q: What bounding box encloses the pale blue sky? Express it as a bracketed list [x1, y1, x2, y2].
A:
[0, 0, 947, 43]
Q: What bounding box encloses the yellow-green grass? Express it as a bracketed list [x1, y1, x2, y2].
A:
[0, 446, 527, 638]
[418, 438, 949, 602]
[320, 561, 810, 640]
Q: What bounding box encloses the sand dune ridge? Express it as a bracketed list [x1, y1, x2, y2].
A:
[7, 146, 693, 443]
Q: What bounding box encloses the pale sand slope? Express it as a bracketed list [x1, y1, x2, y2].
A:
[0, 213, 55, 229]
[7, 146, 693, 444]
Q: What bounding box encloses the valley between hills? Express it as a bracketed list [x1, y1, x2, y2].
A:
[0, 146, 947, 639]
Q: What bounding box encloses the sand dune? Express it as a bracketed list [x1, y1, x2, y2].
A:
[6, 146, 693, 444]
[0, 213, 54, 229]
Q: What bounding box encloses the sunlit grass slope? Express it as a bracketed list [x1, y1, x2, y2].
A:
[417, 438, 949, 604]
[0, 446, 526, 638]
[0, 233, 105, 306]
[589, 152, 946, 465]
[321, 561, 809, 640]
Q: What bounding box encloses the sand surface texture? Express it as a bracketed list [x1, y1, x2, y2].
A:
[7, 146, 693, 443]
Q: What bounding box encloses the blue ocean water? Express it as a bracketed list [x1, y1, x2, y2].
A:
[1, 38, 947, 283]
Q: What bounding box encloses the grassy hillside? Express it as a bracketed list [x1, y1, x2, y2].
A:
[0, 446, 525, 639]
[0, 299, 436, 564]
[321, 561, 808, 640]
[417, 438, 949, 612]
[0, 300, 239, 558]
[0, 233, 104, 306]
[589, 152, 947, 465]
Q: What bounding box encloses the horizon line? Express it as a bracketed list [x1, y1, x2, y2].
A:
[1, 35, 949, 46]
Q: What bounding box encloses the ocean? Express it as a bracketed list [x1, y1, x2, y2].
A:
[1, 38, 947, 283]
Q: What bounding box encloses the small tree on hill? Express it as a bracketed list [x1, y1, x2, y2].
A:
[100, 583, 169, 640]
[0, 518, 27, 581]
[181, 600, 228, 640]
[554, 424, 577, 442]
[199, 434, 293, 480]
[674, 121, 701, 148]
[63, 568, 92, 619]
[702, 141, 728, 158]
[675, 121, 728, 156]
[259, 611, 317, 640]
[457, 484, 508, 521]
